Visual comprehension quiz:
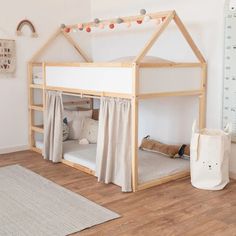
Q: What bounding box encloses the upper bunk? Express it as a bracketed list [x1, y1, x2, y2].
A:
[29, 10, 206, 100]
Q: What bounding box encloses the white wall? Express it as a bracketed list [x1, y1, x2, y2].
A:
[0, 0, 91, 153]
[91, 0, 236, 173]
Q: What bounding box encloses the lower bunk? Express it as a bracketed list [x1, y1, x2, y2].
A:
[35, 140, 189, 187]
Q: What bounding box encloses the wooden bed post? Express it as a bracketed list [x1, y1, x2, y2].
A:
[199, 63, 207, 129]
[28, 62, 34, 149]
[131, 63, 139, 192]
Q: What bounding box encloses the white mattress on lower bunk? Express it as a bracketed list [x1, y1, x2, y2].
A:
[35, 140, 189, 183]
[63, 141, 97, 171]
[35, 140, 97, 171]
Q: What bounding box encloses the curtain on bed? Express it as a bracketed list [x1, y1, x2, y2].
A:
[43, 91, 63, 163]
[96, 97, 132, 192]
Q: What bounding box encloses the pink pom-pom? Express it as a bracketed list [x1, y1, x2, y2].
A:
[64, 27, 70, 33]
[86, 26, 91, 33]
[126, 22, 131, 28]
[78, 23, 83, 30]
[99, 23, 104, 29]
[109, 23, 115, 29]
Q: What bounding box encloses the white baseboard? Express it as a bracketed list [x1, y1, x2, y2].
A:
[230, 171, 236, 180]
[0, 145, 29, 155]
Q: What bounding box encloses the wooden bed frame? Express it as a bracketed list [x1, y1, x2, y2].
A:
[28, 10, 206, 192]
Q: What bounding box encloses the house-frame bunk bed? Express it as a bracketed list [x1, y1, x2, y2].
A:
[28, 10, 207, 192]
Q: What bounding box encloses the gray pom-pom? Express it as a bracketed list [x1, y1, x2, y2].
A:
[116, 18, 124, 24]
[140, 9, 146, 15]
[60, 24, 66, 29]
[94, 18, 100, 24]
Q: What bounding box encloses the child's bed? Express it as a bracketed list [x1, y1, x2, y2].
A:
[35, 140, 189, 184]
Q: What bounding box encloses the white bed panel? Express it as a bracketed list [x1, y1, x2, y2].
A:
[46, 66, 133, 94]
[139, 67, 202, 94]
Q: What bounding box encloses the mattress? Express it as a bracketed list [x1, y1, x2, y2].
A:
[63, 141, 97, 171]
[35, 140, 97, 171]
[35, 140, 189, 184]
[33, 78, 43, 85]
[138, 150, 189, 184]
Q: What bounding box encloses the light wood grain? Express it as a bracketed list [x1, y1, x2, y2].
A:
[0, 151, 235, 236]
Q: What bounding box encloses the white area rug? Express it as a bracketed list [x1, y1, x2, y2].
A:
[0, 165, 120, 236]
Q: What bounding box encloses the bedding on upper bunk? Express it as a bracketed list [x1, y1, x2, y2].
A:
[110, 56, 173, 63]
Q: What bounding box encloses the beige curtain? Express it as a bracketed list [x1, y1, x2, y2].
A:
[43, 91, 63, 163]
[96, 97, 132, 192]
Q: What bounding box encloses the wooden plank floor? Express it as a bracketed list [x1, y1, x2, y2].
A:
[1, 150, 236, 236]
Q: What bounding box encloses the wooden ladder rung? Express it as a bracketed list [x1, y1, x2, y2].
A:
[30, 84, 43, 89]
[31, 125, 44, 133]
[30, 105, 44, 111]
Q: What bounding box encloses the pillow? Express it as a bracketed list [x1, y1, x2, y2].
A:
[63, 110, 93, 140]
[139, 136, 190, 158]
[62, 118, 69, 142]
[80, 118, 99, 144]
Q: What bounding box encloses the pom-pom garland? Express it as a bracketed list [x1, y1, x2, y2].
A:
[140, 9, 147, 15]
[116, 18, 124, 24]
[126, 22, 131, 28]
[86, 26, 91, 32]
[99, 23, 104, 29]
[67, 10, 167, 33]
[143, 15, 151, 22]
[109, 23, 115, 29]
[94, 18, 100, 24]
[78, 23, 83, 31]
[64, 27, 70, 33]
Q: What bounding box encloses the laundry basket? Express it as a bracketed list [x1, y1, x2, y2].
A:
[190, 121, 231, 190]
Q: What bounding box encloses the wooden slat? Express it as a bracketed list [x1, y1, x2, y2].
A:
[30, 104, 44, 112]
[61, 30, 92, 62]
[45, 86, 133, 99]
[134, 11, 175, 63]
[31, 125, 44, 134]
[140, 62, 202, 68]
[45, 62, 133, 68]
[61, 159, 95, 176]
[28, 62, 34, 148]
[67, 10, 173, 29]
[199, 63, 207, 129]
[131, 63, 139, 192]
[32, 62, 43, 66]
[30, 84, 43, 89]
[138, 171, 190, 191]
[173, 14, 206, 63]
[138, 90, 204, 99]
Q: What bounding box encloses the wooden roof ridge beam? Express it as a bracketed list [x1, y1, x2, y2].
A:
[61, 30, 92, 62]
[173, 13, 206, 63]
[67, 10, 173, 29]
[29, 28, 61, 62]
[134, 11, 176, 63]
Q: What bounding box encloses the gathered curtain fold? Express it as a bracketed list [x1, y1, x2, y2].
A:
[96, 97, 132, 192]
[43, 91, 63, 163]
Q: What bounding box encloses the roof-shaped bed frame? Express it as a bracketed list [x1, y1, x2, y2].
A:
[28, 10, 207, 192]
